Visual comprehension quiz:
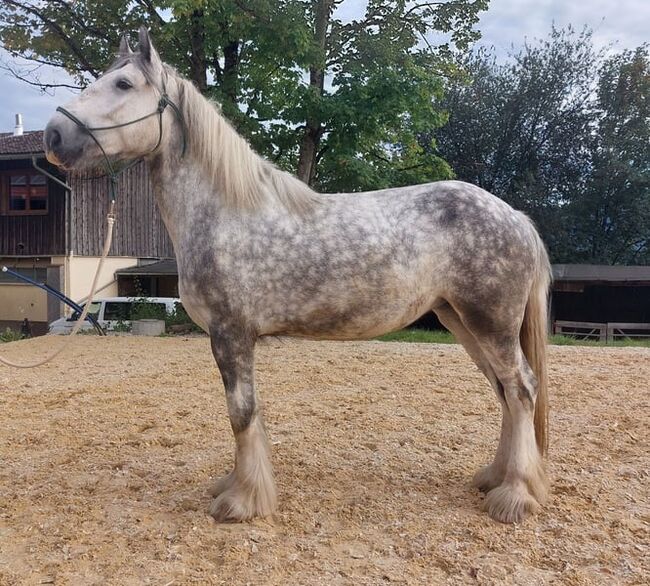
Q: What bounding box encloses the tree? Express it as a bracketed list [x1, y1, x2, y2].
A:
[432, 27, 649, 265]
[0, 0, 488, 191]
[288, 0, 488, 190]
[569, 47, 650, 264]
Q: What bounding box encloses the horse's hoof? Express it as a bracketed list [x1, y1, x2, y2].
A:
[483, 482, 539, 523]
[209, 487, 276, 522]
[472, 463, 505, 493]
[209, 490, 252, 522]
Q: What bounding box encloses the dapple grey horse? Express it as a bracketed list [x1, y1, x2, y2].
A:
[44, 28, 551, 524]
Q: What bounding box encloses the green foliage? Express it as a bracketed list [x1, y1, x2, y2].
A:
[0, 0, 157, 86]
[376, 330, 650, 347]
[112, 320, 131, 333]
[549, 335, 650, 348]
[432, 27, 649, 265]
[0, 328, 24, 343]
[127, 278, 166, 321]
[568, 46, 650, 264]
[296, 0, 474, 191]
[165, 303, 202, 333]
[130, 298, 167, 321]
[0, 0, 487, 191]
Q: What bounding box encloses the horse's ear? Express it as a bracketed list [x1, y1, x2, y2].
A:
[138, 26, 162, 71]
[118, 34, 133, 56]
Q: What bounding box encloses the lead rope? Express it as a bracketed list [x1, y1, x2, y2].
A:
[0, 202, 116, 368]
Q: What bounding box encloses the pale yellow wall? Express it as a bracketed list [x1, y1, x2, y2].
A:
[0, 258, 51, 322]
[0, 256, 139, 323]
[67, 256, 138, 304]
[0, 284, 47, 321]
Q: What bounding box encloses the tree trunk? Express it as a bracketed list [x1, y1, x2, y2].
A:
[297, 126, 324, 184]
[188, 9, 207, 92]
[296, 0, 334, 184]
[222, 40, 240, 106]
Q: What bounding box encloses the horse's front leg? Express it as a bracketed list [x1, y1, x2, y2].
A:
[208, 330, 277, 522]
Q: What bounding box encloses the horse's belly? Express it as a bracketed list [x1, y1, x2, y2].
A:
[271, 291, 437, 341]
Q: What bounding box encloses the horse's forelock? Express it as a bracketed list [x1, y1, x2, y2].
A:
[104, 52, 160, 87]
[105, 54, 133, 74]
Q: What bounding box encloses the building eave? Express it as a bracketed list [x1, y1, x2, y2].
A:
[0, 152, 46, 161]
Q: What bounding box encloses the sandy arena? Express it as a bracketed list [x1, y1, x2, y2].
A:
[0, 336, 648, 585]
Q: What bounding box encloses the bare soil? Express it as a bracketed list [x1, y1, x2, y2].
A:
[0, 336, 648, 585]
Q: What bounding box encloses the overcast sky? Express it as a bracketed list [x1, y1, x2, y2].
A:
[0, 0, 647, 132]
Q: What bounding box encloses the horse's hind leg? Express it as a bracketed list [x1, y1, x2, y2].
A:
[208, 330, 277, 521]
[472, 328, 548, 523]
[433, 304, 511, 493]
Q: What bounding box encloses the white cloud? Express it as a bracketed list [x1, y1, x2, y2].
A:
[477, 0, 648, 55]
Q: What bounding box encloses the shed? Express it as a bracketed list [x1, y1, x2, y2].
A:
[551, 264, 650, 324]
[115, 259, 179, 297]
[0, 127, 174, 335]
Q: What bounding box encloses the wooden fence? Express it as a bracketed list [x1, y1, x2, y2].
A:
[553, 320, 650, 343]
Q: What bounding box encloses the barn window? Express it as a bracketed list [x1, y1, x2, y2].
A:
[1, 171, 49, 215]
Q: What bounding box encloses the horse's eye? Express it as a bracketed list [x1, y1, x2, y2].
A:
[116, 79, 132, 91]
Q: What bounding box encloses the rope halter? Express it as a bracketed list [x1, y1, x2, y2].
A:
[55, 83, 186, 202]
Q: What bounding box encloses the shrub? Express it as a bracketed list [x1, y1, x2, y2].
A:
[165, 303, 202, 333]
[130, 298, 166, 321]
[0, 328, 24, 343]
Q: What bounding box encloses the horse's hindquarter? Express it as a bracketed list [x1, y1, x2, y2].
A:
[177, 181, 539, 339]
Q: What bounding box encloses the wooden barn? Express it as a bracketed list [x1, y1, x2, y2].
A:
[0, 126, 173, 335]
[551, 264, 650, 341]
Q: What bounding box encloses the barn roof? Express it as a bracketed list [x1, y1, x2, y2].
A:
[0, 131, 45, 158]
[115, 259, 178, 276]
[553, 264, 650, 284]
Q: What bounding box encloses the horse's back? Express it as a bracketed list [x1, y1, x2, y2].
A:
[343, 179, 540, 279]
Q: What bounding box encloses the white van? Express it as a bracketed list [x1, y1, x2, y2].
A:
[48, 297, 181, 334]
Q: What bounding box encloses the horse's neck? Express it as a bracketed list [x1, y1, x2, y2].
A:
[149, 78, 323, 240]
[147, 147, 216, 245]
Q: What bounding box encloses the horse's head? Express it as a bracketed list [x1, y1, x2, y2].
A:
[44, 27, 171, 170]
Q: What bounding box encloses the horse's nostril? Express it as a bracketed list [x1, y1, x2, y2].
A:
[46, 128, 62, 150]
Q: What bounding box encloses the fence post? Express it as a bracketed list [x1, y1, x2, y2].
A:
[599, 325, 607, 343]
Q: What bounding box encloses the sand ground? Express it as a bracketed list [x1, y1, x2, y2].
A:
[0, 335, 648, 585]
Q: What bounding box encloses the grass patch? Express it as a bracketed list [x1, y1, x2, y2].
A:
[375, 329, 650, 348]
[549, 334, 650, 348]
[375, 329, 457, 344]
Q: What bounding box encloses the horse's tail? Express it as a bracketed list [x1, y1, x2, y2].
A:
[520, 225, 552, 456]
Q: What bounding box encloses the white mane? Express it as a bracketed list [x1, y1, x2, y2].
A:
[175, 73, 323, 213]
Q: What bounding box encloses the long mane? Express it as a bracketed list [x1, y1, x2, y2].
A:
[172, 70, 323, 214]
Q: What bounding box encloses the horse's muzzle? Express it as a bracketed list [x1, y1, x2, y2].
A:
[44, 114, 88, 169]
